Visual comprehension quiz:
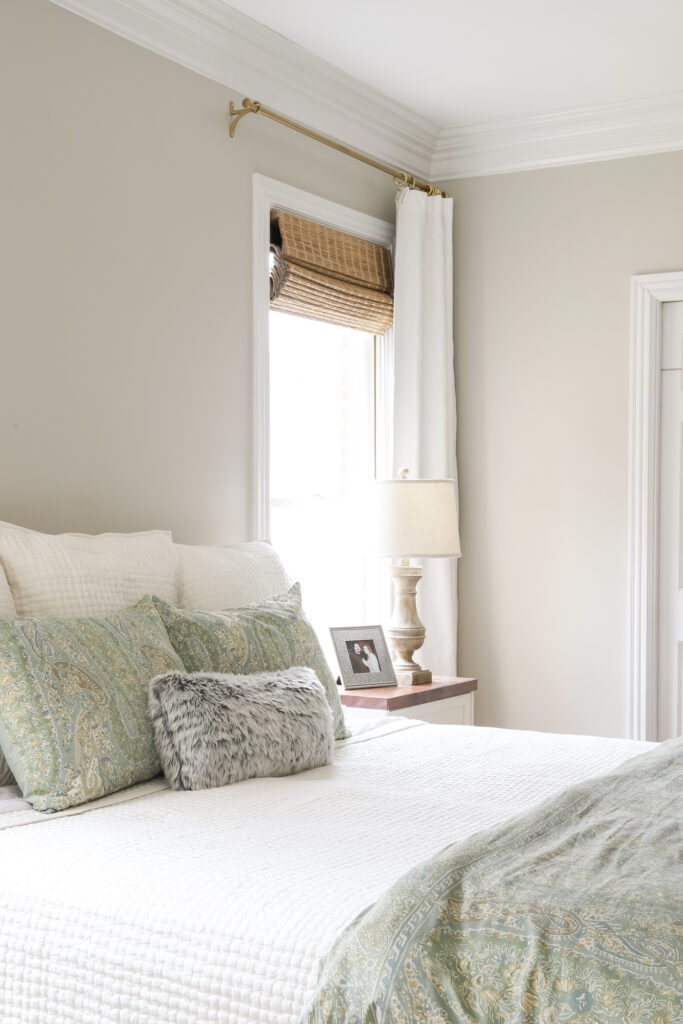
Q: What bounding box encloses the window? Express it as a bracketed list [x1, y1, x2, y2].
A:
[256, 189, 394, 665]
[269, 311, 383, 660]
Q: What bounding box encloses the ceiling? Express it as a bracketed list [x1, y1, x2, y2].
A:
[49, 0, 683, 179]
[223, 0, 683, 126]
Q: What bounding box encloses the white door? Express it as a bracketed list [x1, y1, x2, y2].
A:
[658, 301, 683, 739]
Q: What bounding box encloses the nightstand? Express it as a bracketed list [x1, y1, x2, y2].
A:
[340, 676, 477, 725]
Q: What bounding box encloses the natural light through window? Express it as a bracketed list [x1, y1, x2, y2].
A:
[269, 310, 380, 666]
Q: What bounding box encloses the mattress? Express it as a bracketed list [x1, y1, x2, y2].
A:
[0, 714, 654, 1024]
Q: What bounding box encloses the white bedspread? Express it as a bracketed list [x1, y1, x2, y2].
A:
[0, 717, 654, 1024]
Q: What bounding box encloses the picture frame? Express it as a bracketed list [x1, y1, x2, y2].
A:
[329, 625, 397, 689]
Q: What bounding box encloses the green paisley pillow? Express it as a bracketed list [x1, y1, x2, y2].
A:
[0, 596, 184, 812]
[153, 584, 349, 741]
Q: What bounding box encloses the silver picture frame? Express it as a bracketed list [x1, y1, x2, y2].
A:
[330, 625, 397, 689]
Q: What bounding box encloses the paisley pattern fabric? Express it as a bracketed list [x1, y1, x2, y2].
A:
[154, 584, 349, 740]
[0, 596, 184, 812]
[300, 737, 683, 1024]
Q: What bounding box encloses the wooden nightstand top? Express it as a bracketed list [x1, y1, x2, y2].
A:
[340, 676, 477, 712]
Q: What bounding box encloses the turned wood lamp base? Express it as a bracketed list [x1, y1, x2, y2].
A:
[387, 562, 432, 685]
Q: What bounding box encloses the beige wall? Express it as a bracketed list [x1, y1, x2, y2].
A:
[5, 3, 683, 740]
[0, 0, 394, 543]
[444, 153, 683, 737]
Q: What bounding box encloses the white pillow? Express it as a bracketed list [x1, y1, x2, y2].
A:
[176, 541, 291, 610]
[0, 564, 16, 619]
[0, 522, 179, 617]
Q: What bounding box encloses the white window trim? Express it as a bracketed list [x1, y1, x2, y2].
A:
[251, 173, 395, 540]
[628, 271, 683, 739]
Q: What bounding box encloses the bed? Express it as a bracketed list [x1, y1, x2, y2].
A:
[0, 523, 677, 1023]
[0, 715, 659, 1023]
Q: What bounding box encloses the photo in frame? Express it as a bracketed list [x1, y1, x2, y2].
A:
[330, 625, 397, 689]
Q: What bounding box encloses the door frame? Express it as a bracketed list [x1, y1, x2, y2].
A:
[628, 271, 683, 739]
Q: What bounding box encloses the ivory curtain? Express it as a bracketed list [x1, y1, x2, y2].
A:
[392, 188, 459, 675]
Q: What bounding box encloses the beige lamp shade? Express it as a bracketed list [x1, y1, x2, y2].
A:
[371, 478, 461, 558]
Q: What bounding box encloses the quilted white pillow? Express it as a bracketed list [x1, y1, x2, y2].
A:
[176, 541, 291, 610]
[0, 564, 16, 619]
[0, 522, 179, 617]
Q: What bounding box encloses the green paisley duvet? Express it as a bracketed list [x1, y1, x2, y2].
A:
[301, 737, 683, 1024]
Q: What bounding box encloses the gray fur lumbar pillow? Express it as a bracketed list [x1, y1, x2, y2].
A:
[148, 667, 335, 790]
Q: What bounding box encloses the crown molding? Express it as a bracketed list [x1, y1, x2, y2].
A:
[48, 1, 683, 181]
[431, 91, 683, 180]
[48, 0, 438, 180]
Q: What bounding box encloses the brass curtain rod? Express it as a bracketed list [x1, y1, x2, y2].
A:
[229, 98, 447, 198]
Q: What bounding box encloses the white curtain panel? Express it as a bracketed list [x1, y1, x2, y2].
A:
[392, 188, 459, 676]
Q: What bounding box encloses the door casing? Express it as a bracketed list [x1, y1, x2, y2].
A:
[628, 272, 683, 740]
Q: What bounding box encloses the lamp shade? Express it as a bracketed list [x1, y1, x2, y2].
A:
[370, 478, 461, 558]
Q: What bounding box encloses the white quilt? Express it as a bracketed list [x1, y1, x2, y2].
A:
[0, 717, 654, 1024]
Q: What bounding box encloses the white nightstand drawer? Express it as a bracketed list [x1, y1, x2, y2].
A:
[395, 692, 473, 725]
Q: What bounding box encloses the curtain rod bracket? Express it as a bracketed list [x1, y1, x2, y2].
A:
[229, 99, 262, 137]
[228, 97, 447, 198]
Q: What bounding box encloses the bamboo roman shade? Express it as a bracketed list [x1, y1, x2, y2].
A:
[270, 210, 394, 334]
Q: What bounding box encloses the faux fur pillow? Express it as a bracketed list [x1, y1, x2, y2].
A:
[148, 667, 335, 790]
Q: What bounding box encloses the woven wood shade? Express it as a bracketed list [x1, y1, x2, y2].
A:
[270, 210, 394, 334]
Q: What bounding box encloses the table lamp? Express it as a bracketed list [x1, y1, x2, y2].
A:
[371, 469, 461, 684]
